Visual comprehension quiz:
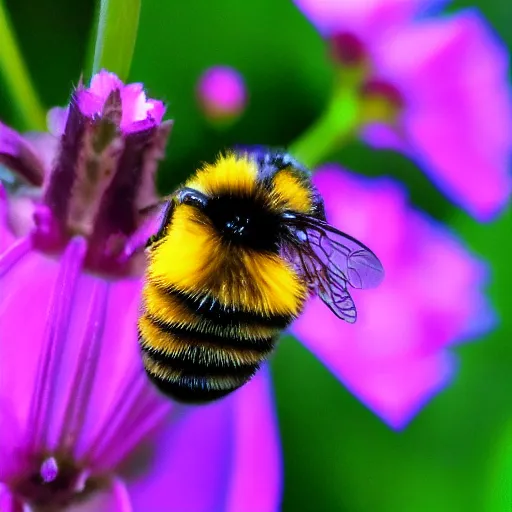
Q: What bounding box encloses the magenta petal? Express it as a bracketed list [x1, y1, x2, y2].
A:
[147, 100, 166, 124]
[291, 166, 494, 428]
[77, 71, 123, 118]
[69, 277, 170, 469]
[126, 372, 282, 511]
[119, 87, 167, 132]
[0, 399, 24, 482]
[76, 72, 167, 132]
[0, 243, 61, 431]
[119, 83, 147, 125]
[0, 483, 23, 512]
[126, 401, 235, 512]
[0, 122, 45, 186]
[197, 66, 247, 117]
[374, 10, 512, 219]
[47, 107, 69, 137]
[361, 123, 409, 153]
[293, 299, 455, 429]
[293, 0, 448, 38]
[226, 367, 282, 512]
[77, 90, 106, 118]
[0, 184, 15, 252]
[66, 478, 132, 512]
[88, 70, 123, 100]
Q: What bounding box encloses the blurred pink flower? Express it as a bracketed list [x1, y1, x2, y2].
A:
[196, 66, 247, 123]
[295, 0, 512, 220]
[0, 71, 281, 511]
[291, 164, 495, 429]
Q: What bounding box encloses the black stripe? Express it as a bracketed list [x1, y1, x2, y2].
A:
[146, 372, 245, 404]
[140, 340, 261, 378]
[147, 314, 275, 353]
[159, 285, 293, 329]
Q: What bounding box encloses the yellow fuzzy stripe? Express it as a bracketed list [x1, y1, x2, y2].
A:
[185, 153, 258, 196]
[142, 283, 280, 340]
[148, 205, 306, 316]
[138, 315, 266, 366]
[143, 353, 246, 390]
[271, 170, 313, 213]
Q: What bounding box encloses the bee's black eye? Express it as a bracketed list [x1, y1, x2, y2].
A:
[176, 188, 208, 209]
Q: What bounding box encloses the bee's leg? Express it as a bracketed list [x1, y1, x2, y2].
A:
[145, 199, 175, 248]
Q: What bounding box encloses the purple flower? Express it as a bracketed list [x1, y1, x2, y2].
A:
[196, 66, 247, 124]
[294, 0, 512, 220]
[291, 164, 495, 429]
[0, 71, 281, 511]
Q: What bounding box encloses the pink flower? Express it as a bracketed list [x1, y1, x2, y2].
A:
[294, 0, 512, 220]
[291, 164, 495, 429]
[0, 71, 281, 511]
[196, 66, 247, 123]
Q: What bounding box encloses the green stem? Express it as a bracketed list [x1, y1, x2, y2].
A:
[90, 0, 141, 81]
[289, 88, 359, 169]
[0, 0, 46, 130]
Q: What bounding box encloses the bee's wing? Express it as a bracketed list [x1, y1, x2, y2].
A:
[282, 213, 384, 323]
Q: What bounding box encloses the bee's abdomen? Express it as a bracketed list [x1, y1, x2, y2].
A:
[169, 287, 293, 329]
[138, 297, 281, 403]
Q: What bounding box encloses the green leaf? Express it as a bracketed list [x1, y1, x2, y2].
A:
[0, 0, 46, 130]
[89, 0, 141, 81]
[130, 0, 333, 190]
[486, 418, 512, 512]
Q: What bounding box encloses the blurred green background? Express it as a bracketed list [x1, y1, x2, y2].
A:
[1, 0, 511, 510]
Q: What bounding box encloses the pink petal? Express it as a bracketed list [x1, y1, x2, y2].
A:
[70, 277, 170, 469]
[293, 296, 455, 429]
[66, 478, 132, 512]
[0, 123, 45, 187]
[120, 83, 149, 128]
[47, 107, 69, 137]
[0, 399, 24, 482]
[361, 123, 409, 153]
[77, 70, 123, 117]
[197, 66, 247, 117]
[226, 367, 282, 512]
[126, 401, 235, 511]
[89, 70, 124, 100]
[126, 370, 282, 512]
[75, 72, 167, 133]
[0, 184, 15, 252]
[0, 483, 24, 512]
[373, 10, 512, 219]
[2, 187, 40, 240]
[77, 90, 106, 118]
[147, 100, 166, 124]
[23, 132, 59, 176]
[294, 0, 447, 38]
[0, 240, 58, 432]
[291, 166, 494, 428]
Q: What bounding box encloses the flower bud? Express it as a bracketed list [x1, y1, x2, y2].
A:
[197, 66, 247, 126]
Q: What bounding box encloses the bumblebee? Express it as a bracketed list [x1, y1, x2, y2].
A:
[138, 149, 384, 403]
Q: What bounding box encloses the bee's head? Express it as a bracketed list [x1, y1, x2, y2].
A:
[176, 186, 281, 251]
